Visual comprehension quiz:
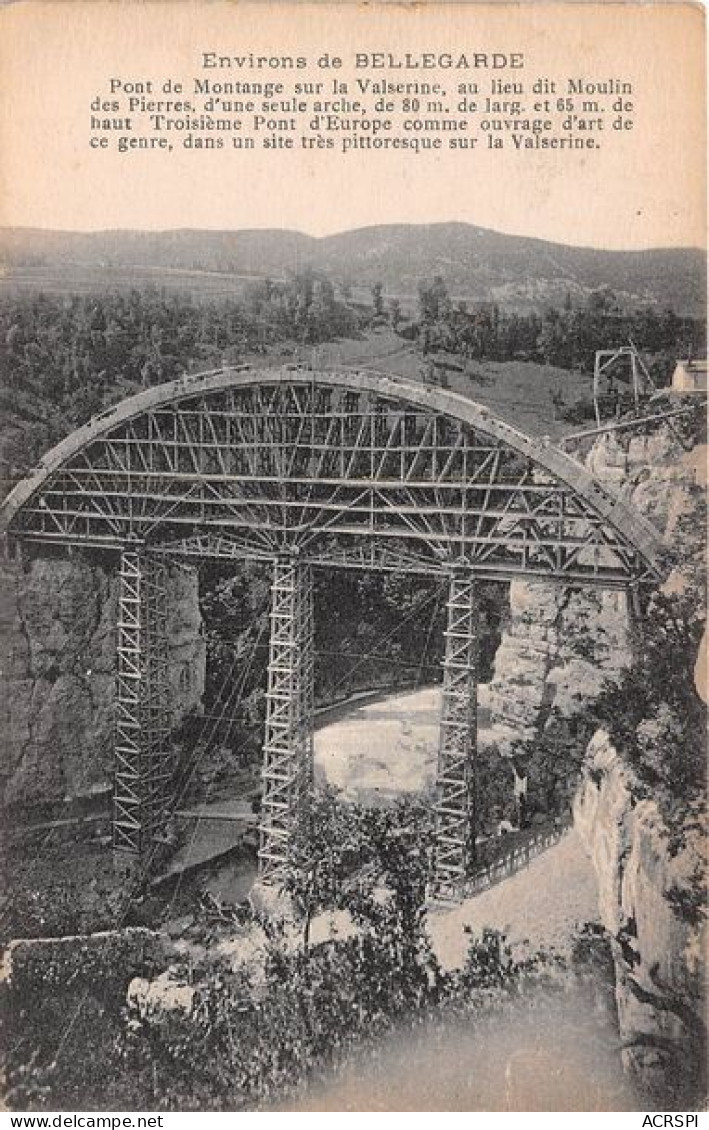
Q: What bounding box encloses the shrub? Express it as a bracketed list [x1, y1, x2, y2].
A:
[7, 927, 168, 1007]
[591, 590, 706, 822]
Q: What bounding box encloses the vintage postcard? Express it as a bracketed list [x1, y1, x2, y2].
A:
[0, 0, 706, 1115]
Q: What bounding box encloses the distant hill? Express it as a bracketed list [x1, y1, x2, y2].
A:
[0, 223, 705, 315]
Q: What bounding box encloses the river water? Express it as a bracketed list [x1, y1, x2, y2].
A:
[204, 684, 446, 900]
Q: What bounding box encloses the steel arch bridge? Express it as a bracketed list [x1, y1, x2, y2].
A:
[1, 367, 665, 900]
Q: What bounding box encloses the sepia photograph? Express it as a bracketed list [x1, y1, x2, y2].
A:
[0, 0, 706, 1115]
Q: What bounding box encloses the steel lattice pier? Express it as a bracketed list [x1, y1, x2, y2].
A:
[431, 573, 479, 900]
[258, 557, 315, 885]
[113, 548, 172, 862]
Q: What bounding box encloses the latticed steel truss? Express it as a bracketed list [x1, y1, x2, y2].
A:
[258, 557, 315, 885]
[114, 548, 173, 861]
[2, 370, 662, 587]
[1, 368, 666, 895]
[431, 574, 479, 901]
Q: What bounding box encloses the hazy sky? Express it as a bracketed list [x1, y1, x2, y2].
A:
[0, 1, 705, 249]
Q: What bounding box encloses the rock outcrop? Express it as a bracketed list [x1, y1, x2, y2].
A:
[487, 581, 630, 754]
[487, 420, 705, 752]
[0, 554, 205, 809]
[574, 731, 706, 1105]
[487, 414, 706, 1104]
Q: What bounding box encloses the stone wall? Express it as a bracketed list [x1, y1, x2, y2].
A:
[0, 554, 205, 809]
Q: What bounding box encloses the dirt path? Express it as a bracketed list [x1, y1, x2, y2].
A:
[428, 828, 600, 969]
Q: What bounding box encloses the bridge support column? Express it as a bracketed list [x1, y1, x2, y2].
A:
[258, 556, 314, 886]
[113, 547, 172, 866]
[431, 571, 479, 901]
[625, 581, 644, 665]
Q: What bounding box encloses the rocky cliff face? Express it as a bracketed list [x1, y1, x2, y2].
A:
[486, 581, 630, 754]
[574, 731, 706, 1105]
[487, 422, 705, 751]
[487, 416, 706, 1104]
[0, 554, 205, 809]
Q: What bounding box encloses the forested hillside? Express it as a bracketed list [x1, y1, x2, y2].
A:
[0, 279, 363, 489]
[0, 275, 704, 492]
[2, 223, 705, 314]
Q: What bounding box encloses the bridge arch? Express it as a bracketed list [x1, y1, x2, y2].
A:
[1, 367, 665, 898]
[2, 366, 663, 580]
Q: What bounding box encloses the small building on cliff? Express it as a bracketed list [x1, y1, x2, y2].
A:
[671, 358, 708, 394]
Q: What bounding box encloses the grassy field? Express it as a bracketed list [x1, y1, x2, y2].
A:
[0, 264, 592, 441]
[261, 328, 593, 440]
[0, 262, 262, 300]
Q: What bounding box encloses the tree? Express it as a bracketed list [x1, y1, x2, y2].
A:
[282, 791, 435, 957]
[282, 789, 363, 949]
[592, 588, 707, 814]
[418, 275, 450, 324]
[371, 282, 385, 318]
